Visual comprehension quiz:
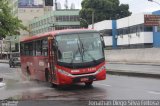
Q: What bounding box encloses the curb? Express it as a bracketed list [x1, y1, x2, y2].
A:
[107, 69, 160, 79]
[0, 61, 9, 64]
[107, 62, 160, 66]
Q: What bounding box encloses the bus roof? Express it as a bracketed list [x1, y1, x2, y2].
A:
[20, 29, 97, 42]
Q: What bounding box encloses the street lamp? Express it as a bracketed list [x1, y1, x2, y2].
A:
[148, 0, 160, 6]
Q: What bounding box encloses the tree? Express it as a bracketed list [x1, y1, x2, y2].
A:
[80, 0, 132, 27]
[0, 0, 26, 39]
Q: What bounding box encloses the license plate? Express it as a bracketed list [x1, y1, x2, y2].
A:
[80, 78, 89, 82]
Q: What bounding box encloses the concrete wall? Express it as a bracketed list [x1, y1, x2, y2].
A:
[105, 48, 160, 63]
[88, 20, 112, 30]
[104, 36, 112, 46]
[117, 13, 150, 28]
[117, 32, 153, 46]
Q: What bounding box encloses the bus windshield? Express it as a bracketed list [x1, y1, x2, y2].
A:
[55, 32, 104, 64]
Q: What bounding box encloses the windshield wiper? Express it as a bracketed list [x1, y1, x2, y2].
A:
[69, 40, 82, 66]
[79, 38, 97, 64]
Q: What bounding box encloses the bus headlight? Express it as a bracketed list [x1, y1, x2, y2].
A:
[96, 66, 106, 74]
[58, 69, 72, 77]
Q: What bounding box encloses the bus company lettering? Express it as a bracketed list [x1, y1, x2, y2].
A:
[39, 61, 45, 66]
[27, 62, 33, 66]
[87, 68, 96, 72]
[71, 70, 80, 73]
[81, 68, 96, 73]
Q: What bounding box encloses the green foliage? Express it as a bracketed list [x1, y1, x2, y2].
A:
[0, 0, 27, 39]
[80, 0, 132, 27]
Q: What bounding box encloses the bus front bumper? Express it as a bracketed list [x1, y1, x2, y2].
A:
[57, 69, 106, 85]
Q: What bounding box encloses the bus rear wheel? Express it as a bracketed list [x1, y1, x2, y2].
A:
[51, 83, 58, 88]
[45, 69, 49, 82]
[85, 81, 93, 87]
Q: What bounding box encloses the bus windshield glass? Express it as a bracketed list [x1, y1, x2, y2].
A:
[55, 32, 104, 64]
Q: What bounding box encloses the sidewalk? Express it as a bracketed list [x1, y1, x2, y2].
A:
[108, 61, 160, 66]
[106, 63, 160, 79]
[0, 60, 9, 63]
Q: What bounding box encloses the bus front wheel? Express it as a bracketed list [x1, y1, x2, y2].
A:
[45, 69, 49, 82]
[51, 83, 58, 88]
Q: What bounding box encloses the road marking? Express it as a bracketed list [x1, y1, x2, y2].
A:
[148, 91, 160, 95]
[95, 83, 112, 87]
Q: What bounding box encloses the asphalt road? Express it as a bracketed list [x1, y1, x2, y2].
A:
[0, 63, 160, 106]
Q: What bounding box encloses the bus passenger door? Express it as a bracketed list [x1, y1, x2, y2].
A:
[49, 38, 57, 83]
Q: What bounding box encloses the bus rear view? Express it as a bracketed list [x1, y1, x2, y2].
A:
[55, 30, 106, 86]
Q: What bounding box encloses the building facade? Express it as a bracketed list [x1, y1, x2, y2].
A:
[7, 0, 53, 36]
[29, 10, 80, 36]
[89, 10, 160, 49]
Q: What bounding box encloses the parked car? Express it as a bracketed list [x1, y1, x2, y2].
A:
[9, 57, 21, 68]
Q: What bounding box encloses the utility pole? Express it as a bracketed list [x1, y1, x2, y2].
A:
[55, 0, 57, 10]
[0, 40, 2, 59]
[92, 10, 95, 29]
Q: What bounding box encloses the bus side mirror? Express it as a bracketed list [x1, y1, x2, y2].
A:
[100, 34, 105, 48]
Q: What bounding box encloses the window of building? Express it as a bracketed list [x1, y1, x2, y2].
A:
[144, 26, 153, 32]
[100, 29, 112, 36]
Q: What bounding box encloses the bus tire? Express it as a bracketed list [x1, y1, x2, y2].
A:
[85, 81, 93, 87]
[51, 83, 58, 88]
[45, 69, 49, 82]
[26, 67, 31, 80]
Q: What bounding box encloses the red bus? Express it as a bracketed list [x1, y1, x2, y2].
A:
[20, 29, 106, 87]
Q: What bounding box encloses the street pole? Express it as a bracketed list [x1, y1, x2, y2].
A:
[9, 40, 11, 59]
[92, 10, 95, 29]
[0, 40, 2, 59]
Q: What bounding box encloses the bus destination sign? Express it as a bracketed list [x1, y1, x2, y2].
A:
[144, 15, 160, 26]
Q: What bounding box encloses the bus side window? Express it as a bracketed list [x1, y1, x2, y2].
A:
[36, 40, 42, 56]
[24, 43, 29, 56]
[24, 42, 33, 56]
[42, 39, 48, 56]
[20, 43, 24, 56]
[29, 42, 33, 56]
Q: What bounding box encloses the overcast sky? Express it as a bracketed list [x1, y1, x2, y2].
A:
[120, 0, 160, 13]
[58, 0, 160, 14]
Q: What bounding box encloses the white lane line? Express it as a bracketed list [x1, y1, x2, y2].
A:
[148, 91, 160, 95]
[95, 83, 112, 87]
